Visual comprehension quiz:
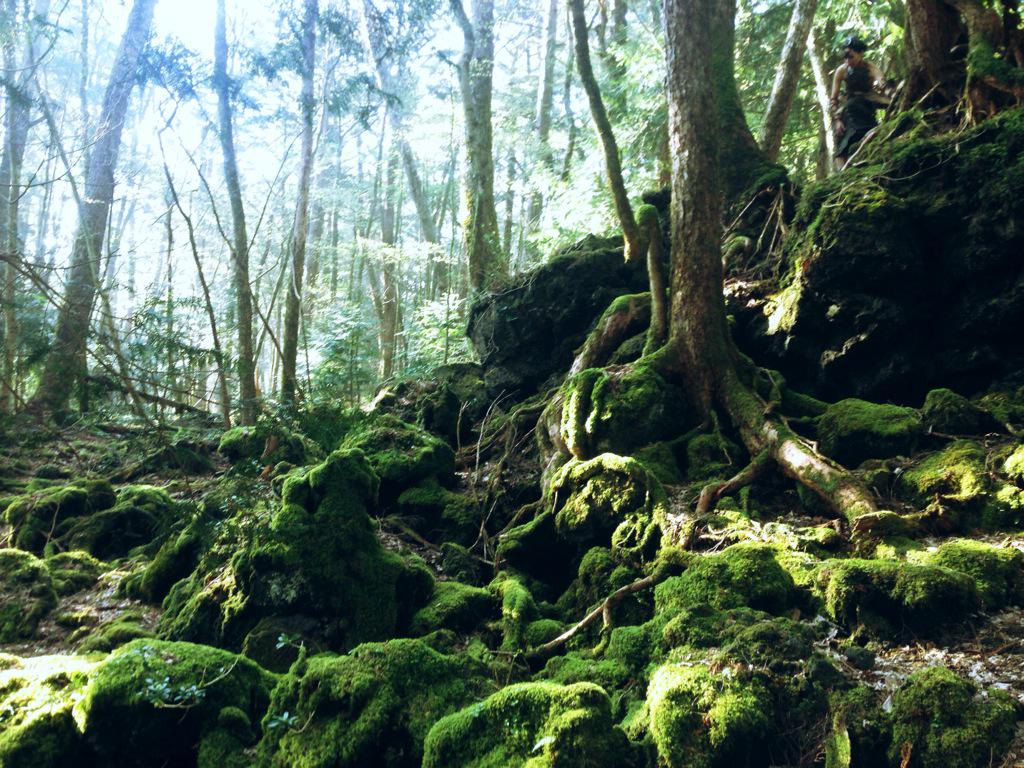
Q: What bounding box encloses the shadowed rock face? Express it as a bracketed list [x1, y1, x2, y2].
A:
[467, 235, 647, 399]
[730, 110, 1024, 404]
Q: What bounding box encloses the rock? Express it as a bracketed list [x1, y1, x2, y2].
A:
[816, 398, 922, 467]
[467, 235, 647, 398]
[0, 549, 58, 643]
[921, 388, 1000, 434]
[732, 110, 1024, 404]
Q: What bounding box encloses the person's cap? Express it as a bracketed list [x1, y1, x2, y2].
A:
[843, 35, 868, 53]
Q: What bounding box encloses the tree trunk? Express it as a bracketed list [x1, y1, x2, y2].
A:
[527, 0, 559, 229]
[806, 26, 835, 166]
[502, 149, 515, 255]
[568, 0, 639, 262]
[280, 0, 317, 404]
[30, 0, 156, 415]
[451, 0, 507, 293]
[903, 0, 961, 103]
[662, 0, 878, 525]
[214, 0, 257, 424]
[759, 0, 818, 162]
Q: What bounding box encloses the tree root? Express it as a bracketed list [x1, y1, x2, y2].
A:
[526, 564, 672, 665]
[570, 293, 651, 374]
[694, 449, 772, 517]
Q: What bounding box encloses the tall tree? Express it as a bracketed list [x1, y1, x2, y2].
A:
[662, 0, 878, 524]
[214, 0, 258, 424]
[30, 0, 156, 415]
[526, 0, 559, 229]
[568, 0, 639, 262]
[758, 0, 818, 162]
[450, 0, 506, 293]
[280, 0, 318, 403]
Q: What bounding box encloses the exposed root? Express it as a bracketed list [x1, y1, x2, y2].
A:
[694, 449, 772, 517]
[526, 564, 673, 665]
[570, 293, 651, 374]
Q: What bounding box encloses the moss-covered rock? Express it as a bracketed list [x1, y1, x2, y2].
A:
[817, 399, 922, 467]
[44, 550, 104, 595]
[927, 539, 1024, 609]
[888, 666, 1016, 768]
[423, 681, 635, 768]
[0, 548, 58, 642]
[218, 422, 312, 466]
[339, 414, 456, 503]
[816, 558, 980, 638]
[655, 544, 795, 614]
[921, 388, 999, 435]
[1004, 442, 1024, 481]
[259, 639, 492, 768]
[76, 614, 153, 652]
[396, 480, 480, 544]
[647, 662, 771, 768]
[60, 484, 180, 560]
[548, 454, 665, 558]
[683, 432, 743, 483]
[3, 480, 116, 554]
[411, 581, 498, 635]
[160, 449, 433, 652]
[898, 440, 990, 504]
[80, 639, 275, 766]
[125, 517, 209, 603]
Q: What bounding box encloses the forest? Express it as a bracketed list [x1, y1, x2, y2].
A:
[1, 0, 1024, 765]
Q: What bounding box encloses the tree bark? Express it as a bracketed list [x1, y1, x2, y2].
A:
[30, 0, 155, 415]
[759, 0, 818, 162]
[903, 0, 961, 103]
[450, 0, 507, 293]
[568, 0, 639, 262]
[806, 26, 835, 165]
[527, 0, 559, 229]
[280, 0, 317, 403]
[663, 0, 877, 525]
[214, 0, 257, 424]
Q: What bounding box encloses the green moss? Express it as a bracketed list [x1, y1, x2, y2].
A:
[817, 399, 922, 467]
[126, 518, 208, 603]
[888, 666, 1016, 768]
[927, 539, 1024, 609]
[3, 480, 116, 554]
[654, 544, 795, 614]
[423, 681, 635, 768]
[816, 558, 979, 638]
[160, 449, 433, 652]
[492, 573, 539, 652]
[397, 480, 480, 544]
[340, 414, 455, 502]
[60, 484, 181, 560]
[897, 440, 990, 504]
[259, 639, 492, 768]
[548, 454, 665, 558]
[439, 542, 487, 584]
[647, 663, 771, 768]
[76, 615, 153, 652]
[525, 618, 563, 647]
[411, 581, 497, 634]
[44, 550, 104, 595]
[922, 389, 996, 434]
[0, 549, 58, 642]
[1005, 443, 1024, 481]
[633, 442, 683, 485]
[540, 654, 632, 692]
[80, 639, 275, 766]
[684, 432, 743, 483]
[218, 422, 313, 466]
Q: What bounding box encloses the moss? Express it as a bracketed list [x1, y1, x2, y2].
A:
[897, 440, 990, 505]
[0, 549, 58, 643]
[654, 544, 796, 614]
[0, 655, 98, 767]
[340, 414, 455, 502]
[44, 550, 104, 595]
[160, 449, 433, 652]
[817, 399, 922, 467]
[548, 454, 665, 557]
[927, 539, 1024, 609]
[525, 618, 563, 647]
[3, 480, 116, 554]
[684, 432, 743, 482]
[260, 639, 491, 768]
[922, 388, 997, 434]
[633, 442, 683, 485]
[816, 558, 979, 638]
[647, 663, 771, 768]
[397, 480, 480, 544]
[540, 654, 632, 692]
[423, 681, 635, 768]
[126, 518, 208, 603]
[59, 484, 181, 560]
[492, 573, 539, 652]
[826, 687, 888, 768]
[439, 542, 487, 584]
[553, 364, 692, 461]
[1005, 443, 1024, 481]
[76, 616, 153, 652]
[888, 666, 1017, 768]
[80, 639, 275, 766]
[218, 422, 313, 466]
[411, 581, 497, 634]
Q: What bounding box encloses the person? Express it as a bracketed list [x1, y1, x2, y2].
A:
[830, 36, 887, 168]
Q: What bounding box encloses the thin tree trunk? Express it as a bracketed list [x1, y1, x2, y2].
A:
[280, 0, 317, 403]
[527, 0, 559, 229]
[758, 0, 818, 162]
[568, 0, 639, 262]
[375, 151, 400, 381]
[502, 149, 515, 255]
[214, 0, 257, 424]
[450, 0, 506, 293]
[30, 0, 156, 415]
[807, 26, 835, 164]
